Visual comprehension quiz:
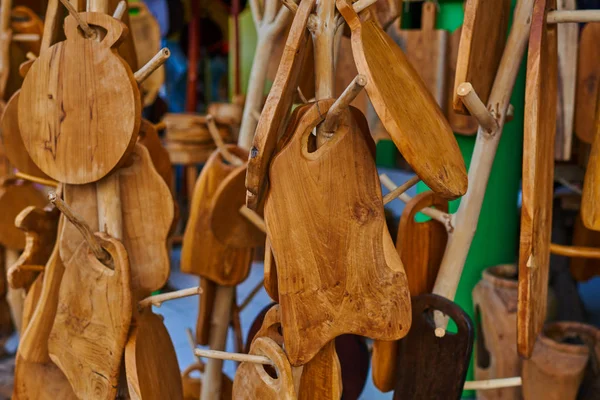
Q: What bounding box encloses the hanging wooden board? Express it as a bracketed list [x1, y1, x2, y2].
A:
[582, 96, 600, 231]
[13, 355, 77, 400]
[554, 0, 578, 160]
[452, 0, 510, 115]
[11, 6, 44, 55]
[19, 12, 141, 184]
[518, 0, 557, 359]
[138, 119, 173, 191]
[337, 0, 467, 199]
[372, 191, 449, 392]
[393, 294, 474, 400]
[265, 101, 411, 366]
[575, 23, 600, 144]
[181, 362, 233, 400]
[22, 272, 44, 331]
[125, 310, 184, 399]
[570, 213, 600, 281]
[245, 0, 315, 210]
[232, 337, 296, 400]
[49, 233, 132, 399]
[181, 147, 253, 285]
[0, 181, 46, 250]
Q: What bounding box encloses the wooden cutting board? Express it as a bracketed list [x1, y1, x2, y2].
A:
[582, 94, 600, 231]
[181, 147, 253, 285]
[336, 0, 467, 199]
[393, 294, 473, 400]
[554, 0, 578, 160]
[22, 273, 44, 331]
[210, 164, 266, 248]
[265, 100, 411, 366]
[264, 237, 279, 302]
[570, 214, 600, 281]
[0, 181, 46, 250]
[372, 191, 449, 392]
[452, 0, 510, 115]
[13, 355, 77, 400]
[245, 0, 315, 210]
[19, 12, 141, 184]
[138, 119, 172, 191]
[518, 0, 557, 359]
[49, 233, 132, 399]
[182, 362, 233, 400]
[125, 310, 184, 399]
[232, 337, 296, 400]
[575, 23, 600, 144]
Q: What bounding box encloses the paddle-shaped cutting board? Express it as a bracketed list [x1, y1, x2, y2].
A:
[582, 93, 600, 231]
[265, 100, 411, 366]
[233, 337, 296, 400]
[453, 0, 510, 115]
[0, 181, 47, 250]
[245, 0, 315, 210]
[49, 233, 132, 399]
[372, 191, 449, 392]
[336, 0, 467, 199]
[575, 23, 600, 144]
[13, 354, 77, 400]
[19, 12, 141, 184]
[393, 294, 473, 400]
[518, 0, 557, 359]
[138, 119, 173, 191]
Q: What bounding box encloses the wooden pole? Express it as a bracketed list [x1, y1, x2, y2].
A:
[547, 9, 600, 23]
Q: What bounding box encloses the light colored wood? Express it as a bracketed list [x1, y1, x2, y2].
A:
[164, 113, 231, 144]
[124, 310, 184, 400]
[0, 181, 46, 250]
[48, 233, 132, 399]
[21, 272, 42, 331]
[338, 0, 466, 199]
[456, 83, 498, 133]
[207, 102, 244, 126]
[112, 0, 126, 20]
[547, 9, 600, 23]
[19, 12, 141, 184]
[13, 355, 77, 400]
[264, 237, 278, 301]
[133, 47, 169, 84]
[582, 92, 600, 230]
[575, 23, 600, 144]
[181, 362, 233, 400]
[138, 286, 201, 309]
[518, 0, 557, 359]
[265, 100, 411, 365]
[196, 348, 274, 365]
[138, 119, 172, 192]
[463, 377, 522, 390]
[58, 0, 94, 37]
[232, 337, 297, 399]
[554, 0, 577, 160]
[196, 278, 217, 345]
[15, 172, 57, 187]
[551, 242, 600, 258]
[320, 74, 367, 144]
[0, 0, 13, 100]
[246, 0, 313, 210]
[453, 0, 510, 114]
[206, 115, 243, 166]
[10, 6, 43, 56]
[382, 175, 420, 205]
[240, 205, 266, 234]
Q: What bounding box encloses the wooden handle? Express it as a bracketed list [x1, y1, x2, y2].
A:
[549, 243, 600, 259]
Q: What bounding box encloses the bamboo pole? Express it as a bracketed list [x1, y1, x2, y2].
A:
[547, 9, 600, 23]
[195, 348, 273, 366]
[138, 286, 202, 309]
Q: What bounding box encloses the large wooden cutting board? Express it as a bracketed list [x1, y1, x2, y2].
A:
[265, 100, 411, 366]
[518, 0, 557, 359]
[575, 23, 600, 144]
[336, 0, 467, 199]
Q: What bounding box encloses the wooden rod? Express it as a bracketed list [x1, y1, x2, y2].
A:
[206, 115, 243, 166]
[297, 86, 308, 103]
[25, 52, 36, 60]
[186, 327, 203, 364]
[12, 33, 40, 42]
[238, 279, 265, 311]
[195, 348, 274, 366]
[15, 172, 58, 187]
[134, 48, 170, 84]
[383, 175, 420, 205]
[18, 265, 45, 272]
[59, 0, 95, 38]
[321, 74, 367, 138]
[464, 377, 522, 390]
[138, 286, 202, 310]
[549, 243, 600, 259]
[457, 82, 498, 133]
[239, 205, 266, 233]
[547, 10, 600, 23]
[48, 191, 112, 265]
[281, 0, 298, 13]
[112, 0, 127, 20]
[353, 0, 378, 13]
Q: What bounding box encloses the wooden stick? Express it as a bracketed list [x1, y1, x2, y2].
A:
[15, 172, 58, 187]
[353, 0, 378, 13]
[12, 33, 40, 42]
[25, 52, 36, 60]
[154, 121, 166, 131]
[112, 0, 127, 20]
[134, 48, 170, 84]
[457, 82, 498, 133]
[48, 191, 112, 265]
[186, 328, 204, 364]
[138, 286, 202, 310]
[549, 243, 600, 259]
[297, 86, 308, 103]
[433, 0, 536, 332]
[463, 377, 522, 390]
[320, 74, 367, 144]
[96, 173, 123, 241]
[59, 0, 95, 38]
[238, 279, 265, 311]
[18, 265, 45, 272]
[380, 174, 454, 232]
[281, 0, 298, 14]
[382, 175, 420, 205]
[206, 115, 243, 166]
[195, 348, 274, 366]
[547, 10, 600, 23]
[239, 205, 266, 233]
[251, 110, 261, 122]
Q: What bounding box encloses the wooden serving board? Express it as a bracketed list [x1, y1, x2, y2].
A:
[19, 12, 141, 184]
[13, 355, 77, 400]
[582, 95, 600, 231]
[196, 277, 217, 345]
[264, 237, 279, 302]
[575, 23, 600, 144]
[265, 101, 411, 366]
[518, 0, 557, 359]
[452, 0, 510, 114]
[245, 0, 315, 210]
[181, 147, 253, 285]
[337, 0, 467, 199]
[125, 310, 184, 399]
[0, 181, 46, 250]
[138, 119, 172, 191]
[49, 233, 132, 399]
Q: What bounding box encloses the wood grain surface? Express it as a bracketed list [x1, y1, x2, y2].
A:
[575, 23, 600, 144]
[0, 181, 46, 250]
[582, 88, 600, 231]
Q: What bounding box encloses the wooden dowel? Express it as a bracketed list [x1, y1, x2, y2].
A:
[138, 286, 202, 310]
[464, 377, 522, 390]
[186, 328, 204, 364]
[96, 173, 123, 241]
[383, 175, 420, 205]
[15, 172, 58, 187]
[25, 52, 36, 60]
[58, 0, 95, 38]
[239, 206, 266, 233]
[547, 10, 600, 23]
[195, 348, 274, 366]
[48, 191, 112, 266]
[134, 48, 170, 84]
[12, 33, 40, 42]
[380, 174, 454, 232]
[321, 74, 367, 138]
[112, 0, 127, 20]
[353, 0, 378, 13]
[297, 86, 308, 103]
[550, 243, 600, 259]
[206, 115, 243, 166]
[281, 0, 298, 13]
[18, 265, 45, 272]
[457, 82, 498, 134]
[251, 110, 261, 122]
[238, 279, 265, 311]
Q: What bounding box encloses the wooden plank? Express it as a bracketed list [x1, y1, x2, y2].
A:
[575, 23, 600, 144]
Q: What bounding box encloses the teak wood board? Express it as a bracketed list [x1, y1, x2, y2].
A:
[582, 92, 600, 231]
[518, 0, 557, 359]
[265, 100, 411, 366]
[0, 182, 47, 250]
[575, 23, 600, 144]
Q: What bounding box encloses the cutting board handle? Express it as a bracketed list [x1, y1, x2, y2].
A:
[64, 12, 126, 50]
[421, 1, 437, 31]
